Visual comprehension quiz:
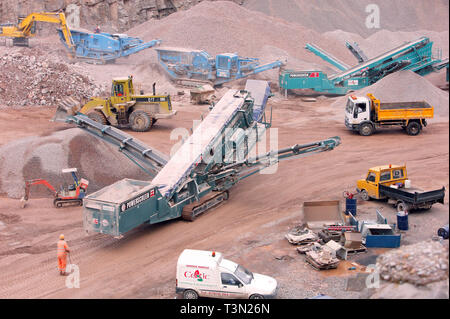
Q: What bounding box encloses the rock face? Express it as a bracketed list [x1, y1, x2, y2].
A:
[0, 0, 244, 33]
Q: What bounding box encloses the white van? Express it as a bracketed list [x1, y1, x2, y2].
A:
[176, 249, 278, 299]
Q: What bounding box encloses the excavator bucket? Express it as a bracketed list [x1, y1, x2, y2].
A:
[52, 97, 81, 122]
[20, 196, 27, 208]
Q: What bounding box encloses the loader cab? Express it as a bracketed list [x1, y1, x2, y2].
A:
[216, 53, 238, 78]
[111, 77, 134, 104]
[345, 95, 371, 125]
[18, 16, 36, 35]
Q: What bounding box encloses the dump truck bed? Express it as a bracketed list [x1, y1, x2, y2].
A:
[379, 184, 445, 205]
[376, 101, 433, 121]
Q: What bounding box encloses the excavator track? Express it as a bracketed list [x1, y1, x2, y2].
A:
[53, 198, 83, 208]
[181, 191, 229, 221]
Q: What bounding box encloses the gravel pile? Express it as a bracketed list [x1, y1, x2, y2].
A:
[0, 47, 103, 107]
[331, 70, 449, 120]
[376, 241, 449, 286]
[0, 128, 150, 199]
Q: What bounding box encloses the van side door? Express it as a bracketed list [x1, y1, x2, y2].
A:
[220, 272, 247, 299]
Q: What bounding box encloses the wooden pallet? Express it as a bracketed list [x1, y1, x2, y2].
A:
[305, 252, 339, 270]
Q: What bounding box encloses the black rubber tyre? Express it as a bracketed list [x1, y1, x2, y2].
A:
[183, 289, 198, 299]
[249, 294, 264, 299]
[87, 110, 107, 125]
[359, 123, 374, 136]
[406, 121, 421, 136]
[396, 201, 409, 212]
[360, 190, 370, 201]
[129, 110, 153, 132]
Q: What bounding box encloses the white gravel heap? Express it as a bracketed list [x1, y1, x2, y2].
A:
[376, 240, 449, 286]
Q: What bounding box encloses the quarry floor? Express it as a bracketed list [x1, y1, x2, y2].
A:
[0, 96, 448, 299]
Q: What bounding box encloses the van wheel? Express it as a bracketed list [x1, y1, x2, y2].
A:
[249, 294, 264, 299]
[183, 289, 198, 299]
[406, 121, 421, 136]
[359, 190, 370, 201]
[359, 123, 374, 136]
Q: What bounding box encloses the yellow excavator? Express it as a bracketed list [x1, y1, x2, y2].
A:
[0, 11, 74, 50]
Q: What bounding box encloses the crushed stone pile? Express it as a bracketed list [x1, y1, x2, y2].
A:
[376, 241, 449, 286]
[0, 128, 151, 199]
[0, 47, 104, 107]
[331, 70, 449, 120]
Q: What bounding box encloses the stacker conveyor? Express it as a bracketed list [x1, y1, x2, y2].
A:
[56, 80, 341, 237]
[280, 36, 449, 96]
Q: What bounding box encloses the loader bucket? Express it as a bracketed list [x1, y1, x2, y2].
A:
[52, 97, 81, 122]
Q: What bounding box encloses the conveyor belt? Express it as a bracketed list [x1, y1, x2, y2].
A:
[244, 80, 271, 122]
[330, 37, 429, 80]
[64, 114, 168, 176]
[152, 89, 248, 198]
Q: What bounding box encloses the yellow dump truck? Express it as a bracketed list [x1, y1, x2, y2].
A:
[345, 93, 434, 136]
[356, 165, 445, 212]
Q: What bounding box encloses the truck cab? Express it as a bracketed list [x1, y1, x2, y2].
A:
[176, 249, 277, 299]
[345, 95, 372, 133]
[357, 165, 407, 200]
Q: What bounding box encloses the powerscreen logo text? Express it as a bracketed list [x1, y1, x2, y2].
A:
[121, 189, 155, 212]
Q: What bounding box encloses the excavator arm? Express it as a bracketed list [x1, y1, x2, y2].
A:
[1, 12, 74, 51]
[23, 179, 58, 201]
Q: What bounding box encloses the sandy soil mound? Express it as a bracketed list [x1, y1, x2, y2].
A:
[125, 1, 358, 80]
[331, 70, 449, 120]
[0, 128, 151, 199]
[121, 1, 448, 91]
[244, 0, 449, 36]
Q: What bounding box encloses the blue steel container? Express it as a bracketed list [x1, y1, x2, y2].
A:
[397, 211, 409, 231]
[345, 198, 357, 216]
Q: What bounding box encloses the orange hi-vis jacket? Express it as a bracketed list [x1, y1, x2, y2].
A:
[57, 240, 69, 257]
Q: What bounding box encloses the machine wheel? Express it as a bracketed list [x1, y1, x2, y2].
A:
[359, 123, 374, 136]
[183, 289, 198, 299]
[129, 110, 153, 132]
[360, 190, 370, 201]
[87, 110, 107, 125]
[396, 201, 409, 212]
[249, 294, 264, 299]
[406, 121, 421, 136]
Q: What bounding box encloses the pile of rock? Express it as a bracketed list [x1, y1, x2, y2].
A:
[376, 241, 449, 286]
[0, 48, 103, 107]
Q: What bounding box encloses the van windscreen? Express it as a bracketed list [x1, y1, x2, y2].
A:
[235, 265, 253, 285]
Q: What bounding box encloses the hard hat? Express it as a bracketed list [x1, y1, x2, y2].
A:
[59, 234, 65, 240]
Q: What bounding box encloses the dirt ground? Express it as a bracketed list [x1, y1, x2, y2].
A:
[0, 94, 448, 299]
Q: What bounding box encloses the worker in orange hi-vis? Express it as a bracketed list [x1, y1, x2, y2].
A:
[57, 234, 70, 276]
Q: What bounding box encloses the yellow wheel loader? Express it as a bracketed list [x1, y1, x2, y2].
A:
[55, 76, 177, 132]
